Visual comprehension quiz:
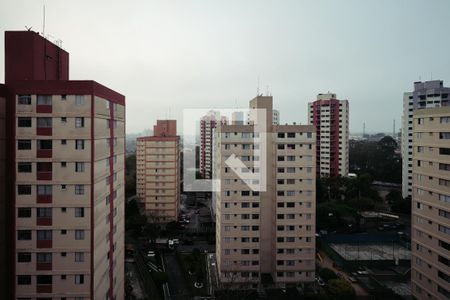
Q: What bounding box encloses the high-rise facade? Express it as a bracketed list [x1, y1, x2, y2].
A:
[402, 80, 450, 198]
[308, 93, 349, 177]
[200, 111, 227, 179]
[136, 120, 180, 222]
[411, 107, 450, 300]
[215, 96, 316, 287]
[1, 30, 125, 299]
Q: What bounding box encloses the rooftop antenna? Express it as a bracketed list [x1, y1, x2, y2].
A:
[431, 72, 433, 80]
[363, 122, 366, 137]
[393, 119, 396, 137]
[42, 4, 46, 37]
[266, 85, 270, 96]
[25, 26, 33, 31]
[256, 77, 260, 96]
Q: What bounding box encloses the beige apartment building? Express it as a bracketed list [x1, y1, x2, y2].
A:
[1, 31, 125, 299]
[136, 120, 180, 222]
[411, 107, 450, 300]
[215, 96, 316, 288]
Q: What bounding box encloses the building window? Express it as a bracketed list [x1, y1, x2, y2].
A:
[75, 95, 84, 106]
[37, 140, 52, 150]
[18, 208, 31, 218]
[17, 230, 31, 240]
[440, 132, 450, 139]
[18, 140, 32, 150]
[17, 275, 32, 285]
[18, 95, 32, 105]
[75, 117, 85, 128]
[36, 253, 52, 263]
[17, 252, 31, 262]
[37, 185, 52, 195]
[37, 95, 52, 105]
[37, 208, 52, 218]
[37, 230, 52, 241]
[75, 139, 85, 150]
[37, 117, 52, 128]
[75, 185, 84, 195]
[75, 162, 85, 172]
[18, 117, 32, 127]
[18, 162, 32, 173]
[75, 230, 85, 240]
[75, 252, 84, 262]
[75, 208, 85, 218]
[17, 185, 32, 195]
[75, 274, 84, 284]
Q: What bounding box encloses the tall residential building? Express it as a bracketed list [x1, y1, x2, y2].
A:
[0, 31, 125, 299]
[215, 96, 316, 288]
[136, 120, 180, 222]
[411, 107, 450, 300]
[402, 80, 450, 198]
[0, 84, 7, 296]
[308, 93, 349, 177]
[200, 111, 227, 179]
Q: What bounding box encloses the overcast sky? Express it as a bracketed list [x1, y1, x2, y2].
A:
[1, 0, 450, 134]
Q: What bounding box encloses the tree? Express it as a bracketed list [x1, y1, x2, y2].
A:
[326, 278, 355, 299]
[319, 268, 338, 282]
[391, 195, 412, 215]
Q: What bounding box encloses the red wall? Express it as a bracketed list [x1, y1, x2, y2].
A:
[5, 31, 69, 83]
[153, 120, 177, 137]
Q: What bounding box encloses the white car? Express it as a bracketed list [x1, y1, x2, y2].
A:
[147, 251, 155, 257]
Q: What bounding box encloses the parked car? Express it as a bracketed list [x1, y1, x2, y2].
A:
[183, 239, 194, 245]
[147, 251, 155, 257]
[315, 276, 325, 286]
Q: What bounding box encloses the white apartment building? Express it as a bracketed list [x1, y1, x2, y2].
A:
[402, 80, 450, 198]
[215, 96, 316, 288]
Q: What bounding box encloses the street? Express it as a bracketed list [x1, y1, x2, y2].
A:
[164, 253, 191, 300]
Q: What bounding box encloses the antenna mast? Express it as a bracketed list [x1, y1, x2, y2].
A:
[393, 119, 396, 138]
[256, 77, 260, 96]
[42, 5, 46, 36]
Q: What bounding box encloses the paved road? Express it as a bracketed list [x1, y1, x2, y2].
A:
[318, 251, 369, 297]
[164, 253, 191, 300]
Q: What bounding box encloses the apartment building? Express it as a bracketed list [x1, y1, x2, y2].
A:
[1, 30, 125, 299]
[308, 93, 349, 177]
[215, 96, 316, 288]
[200, 111, 227, 179]
[136, 120, 180, 222]
[0, 84, 7, 296]
[411, 107, 450, 300]
[402, 80, 450, 198]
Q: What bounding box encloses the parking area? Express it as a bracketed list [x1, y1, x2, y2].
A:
[329, 242, 410, 260]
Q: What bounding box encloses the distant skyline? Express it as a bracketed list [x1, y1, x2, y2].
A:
[1, 0, 449, 134]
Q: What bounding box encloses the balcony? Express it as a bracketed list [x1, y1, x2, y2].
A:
[36, 284, 52, 293]
[37, 217, 52, 226]
[36, 127, 52, 136]
[37, 163, 52, 181]
[37, 171, 52, 180]
[36, 95, 52, 113]
[36, 262, 52, 271]
[37, 195, 52, 203]
[36, 240, 52, 248]
[37, 149, 52, 158]
[36, 105, 52, 113]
